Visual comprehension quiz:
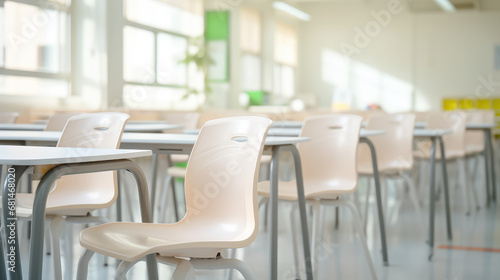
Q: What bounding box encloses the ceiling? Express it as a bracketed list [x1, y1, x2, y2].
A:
[289, 0, 500, 12]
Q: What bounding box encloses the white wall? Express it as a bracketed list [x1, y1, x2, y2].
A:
[296, 1, 500, 112]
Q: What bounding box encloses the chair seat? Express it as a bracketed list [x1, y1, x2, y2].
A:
[80, 222, 244, 262]
[357, 161, 412, 175]
[167, 166, 187, 178]
[260, 155, 272, 164]
[13, 192, 108, 217]
[169, 154, 189, 164]
[465, 144, 483, 155]
[413, 141, 465, 160]
[257, 179, 356, 201]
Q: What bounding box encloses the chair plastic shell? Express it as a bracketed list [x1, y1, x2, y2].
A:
[358, 113, 416, 174]
[259, 114, 362, 200]
[0, 112, 19, 123]
[79, 116, 272, 261]
[17, 113, 130, 216]
[415, 111, 466, 159]
[45, 112, 83, 131]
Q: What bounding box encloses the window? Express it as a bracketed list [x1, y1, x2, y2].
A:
[0, 0, 70, 97]
[274, 64, 294, 98]
[274, 22, 297, 99]
[274, 22, 297, 66]
[240, 6, 261, 92]
[0, 5, 4, 67]
[241, 54, 261, 91]
[123, 26, 155, 83]
[157, 33, 187, 86]
[123, 0, 204, 109]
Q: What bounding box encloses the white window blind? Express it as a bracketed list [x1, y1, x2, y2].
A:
[274, 22, 297, 66]
[240, 6, 261, 54]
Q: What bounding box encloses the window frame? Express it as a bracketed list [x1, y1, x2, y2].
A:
[273, 22, 297, 99]
[122, 0, 200, 91]
[239, 6, 263, 92]
[0, 0, 71, 84]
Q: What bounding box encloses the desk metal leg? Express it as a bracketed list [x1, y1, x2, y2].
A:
[269, 147, 280, 280]
[484, 131, 492, 206]
[361, 138, 389, 266]
[116, 171, 123, 222]
[428, 138, 437, 260]
[289, 145, 313, 280]
[0, 165, 4, 280]
[438, 137, 452, 241]
[0, 234, 5, 280]
[485, 129, 496, 202]
[29, 160, 158, 280]
[2, 165, 29, 280]
[150, 152, 159, 214]
[269, 145, 313, 280]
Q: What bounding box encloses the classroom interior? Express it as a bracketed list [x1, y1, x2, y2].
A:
[1, 0, 500, 279]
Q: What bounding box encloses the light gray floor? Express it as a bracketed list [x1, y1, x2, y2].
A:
[25, 158, 500, 280]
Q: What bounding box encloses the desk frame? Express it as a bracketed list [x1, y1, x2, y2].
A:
[2, 159, 158, 280]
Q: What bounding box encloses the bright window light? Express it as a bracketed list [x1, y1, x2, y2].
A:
[272, 1, 311, 22]
[434, 0, 456, 12]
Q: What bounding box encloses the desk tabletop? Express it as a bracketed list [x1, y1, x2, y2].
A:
[414, 122, 496, 130]
[413, 129, 453, 137]
[0, 123, 183, 133]
[0, 131, 310, 147]
[123, 133, 311, 146]
[465, 123, 497, 129]
[186, 128, 386, 138]
[272, 121, 303, 128]
[0, 145, 152, 165]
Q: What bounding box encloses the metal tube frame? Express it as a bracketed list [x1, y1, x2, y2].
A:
[269, 144, 313, 280]
[484, 129, 496, 205]
[427, 136, 452, 260]
[359, 138, 389, 266]
[2, 159, 158, 280]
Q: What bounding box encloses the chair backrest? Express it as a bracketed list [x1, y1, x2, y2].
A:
[465, 110, 484, 151]
[358, 113, 416, 172]
[0, 112, 19, 123]
[426, 111, 466, 156]
[182, 116, 272, 244]
[50, 113, 130, 212]
[164, 112, 201, 133]
[298, 114, 362, 195]
[481, 110, 495, 123]
[45, 112, 83, 131]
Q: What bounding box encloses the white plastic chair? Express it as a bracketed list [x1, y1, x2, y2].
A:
[357, 113, 424, 234]
[0, 112, 19, 123]
[76, 116, 272, 280]
[15, 112, 130, 280]
[258, 114, 377, 280]
[414, 111, 478, 214]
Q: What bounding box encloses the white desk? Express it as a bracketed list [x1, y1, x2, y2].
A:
[0, 146, 156, 280]
[0, 132, 314, 280]
[33, 119, 169, 125]
[413, 129, 454, 259]
[0, 123, 183, 133]
[254, 125, 457, 262]
[415, 123, 498, 206]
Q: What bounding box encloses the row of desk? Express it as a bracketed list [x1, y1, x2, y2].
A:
[0, 120, 497, 280]
[1, 130, 314, 280]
